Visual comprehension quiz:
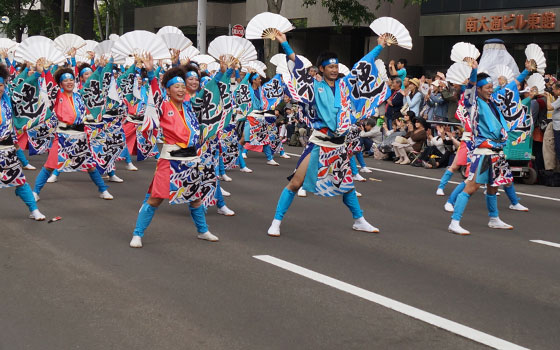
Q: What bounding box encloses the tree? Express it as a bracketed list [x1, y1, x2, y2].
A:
[74, 0, 95, 39]
[0, 0, 61, 41]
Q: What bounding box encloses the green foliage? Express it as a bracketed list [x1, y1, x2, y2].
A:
[302, 0, 425, 27]
[0, 0, 64, 41]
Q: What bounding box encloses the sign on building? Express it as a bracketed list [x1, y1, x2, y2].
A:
[232, 24, 245, 38]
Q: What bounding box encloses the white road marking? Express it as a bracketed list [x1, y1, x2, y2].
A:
[530, 240, 560, 249]
[283, 152, 560, 202]
[254, 255, 530, 350]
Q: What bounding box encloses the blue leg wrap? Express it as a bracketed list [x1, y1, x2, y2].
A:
[34, 167, 52, 194]
[263, 145, 273, 161]
[349, 156, 359, 176]
[215, 181, 226, 208]
[448, 181, 466, 206]
[108, 170, 115, 176]
[133, 203, 157, 237]
[189, 205, 209, 233]
[343, 189, 363, 219]
[485, 194, 499, 218]
[503, 185, 519, 205]
[52, 169, 60, 176]
[355, 152, 366, 168]
[16, 148, 29, 166]
[15, 183, 38, 212]
[218, 157, 225, 176]
[88, 169, 108, 193]
[142, 192, 151, 204]
[451, 192, 471, 221]
[121, 146, 132, 163]
[237, 148, 247, 168]
[274, 188, 296, 220]
[438, 169, 454, 190]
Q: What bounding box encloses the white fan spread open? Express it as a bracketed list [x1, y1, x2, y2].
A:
[527, 73, 545, 94]
[159, 33, 192, 52]
[77, 40, 98, 57]
[450, 42, 480, 66]
[491, 65, 514, 86]
[375, 59, 389, 82]
[207, 61, 220, 73]
[54, 33, 86, 56]
[208, 35, 257, 67]
[525, 44, 546, 75]
[112, 30, 170, 60]
[338, 63, 350, 76]
[180, 46, 201, 62]
[157, 26, 183, 36]
[270, 53, 312, 75]
[0, 38, 17, 52]
[369, 17, 412, 50]
[242, 60, 267, 78]
[446, 62, 472, 85]
[16, 36, 66, 65]
[191, 54, 216, 65]
[245, 12, 294, 40]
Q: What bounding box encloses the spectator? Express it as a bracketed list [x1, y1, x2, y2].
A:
[403, 78, 423, 117]
[545, 82, 560, 164]
[385, 78, 404, 129]
[392, 118, 427, 165]
[420, 125, 459, 168]
[284, 107, 296, 141]
[441, 83, 461, 122]
[426, 80, 448, 121]
[359, 118, 382, 156]
[389, 58, 407, 89]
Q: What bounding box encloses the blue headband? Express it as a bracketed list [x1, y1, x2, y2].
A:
[79, 67, 92, 77]
[477, 77, 492, 87]
[321, 58, 339, 67]
[186, 71, 199, 79]
[59, 73, 74, 83]
[0, 77, 4, 84]
[166, 76, 185, 88]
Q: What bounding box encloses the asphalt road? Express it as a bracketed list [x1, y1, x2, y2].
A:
[1, 146, 559, 350]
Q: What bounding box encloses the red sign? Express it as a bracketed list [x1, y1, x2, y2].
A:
[466, 12, 556, 33]
[232, 24, 245, 37]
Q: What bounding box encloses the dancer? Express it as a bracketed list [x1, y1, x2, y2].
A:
[267, 33, 389, 237]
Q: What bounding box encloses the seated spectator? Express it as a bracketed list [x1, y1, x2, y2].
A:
[359, 118, 382, 156]
[392, 118, 427, 165]
[420, 125, 459, 168]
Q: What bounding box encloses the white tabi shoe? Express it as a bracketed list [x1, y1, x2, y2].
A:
[280, 154, 291, 159]
[509, 203, 529, 212]
[220, 174, 233, 182]
[444, 202, 454, 213]
[267, 219, 281, 237]
[448, 220, 470, 235]
[23, 164, 36, 170]
[239, 167, 253, 173]
[352, 174, 366, 182]
[46, 174, 58, 183]
[126, 163, 138, 171]
[28, 209, 46, 221]
[220, 188, 231, 197]
[352, 217, 379, 233]
[108, 175, 124, 183]
[129, 236, 142, 248]
[297, 188, 307, 197]
[197, 231, 219, 242]
[242, 153, 247, 159]
[488, 217, 513, 230]
[355, 191, 363, 197]
[217, 205, 235, 216]
[436, 188, 445, 196]
[99, 190, 114, 200]
[360, 167, 372, 173]
[266, 160, 280, 166]
[33, 192, 40, 202]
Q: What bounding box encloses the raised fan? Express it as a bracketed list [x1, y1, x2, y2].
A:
[157, 26, 183, 36]
[112, 30, 170, 60]
[338, 63, 350, 76]
[242, 60, 267, 78]
[208, 35, 257, 66]
[180, 46, 201, 61]
[159, 33, 192, 52]
[369, 17, 412, 50]
[527, 73, 545, 94]
[245, 12, 294, 40]
[270, 53, 312, 75]
[109, 34, 120, 42]
[450, 42, 480, 66]
[191, 54, 216, 65]
[207, 61, 220, 73]
[375, 59, 389, 82]
[491, 64, 514, 86]
[77, 40, 98, 57]
[0, 38, 17, 52]
[445, 62, 472, 85]
[525, 44, 546, 74]
[94, 40, 114, 59]
[54, 33, 86, 56]
[15, 36, 66, 65]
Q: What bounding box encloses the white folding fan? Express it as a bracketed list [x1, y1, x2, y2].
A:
[490, 64, 514, 86]
[525, 44, 546, 74]
[445, 62, 472, 85]
[94, 40, 114, 59]
[245, 12, 295, 40]
[112, 30, 170, 60]
[271, 53, 312, 75]
[338, 63, 350, 76]
[207, 61, 220, 73]
[157, 26, 183, 36]
[375, 59, 388, 82]
[179, 46, 200, 61]
[15, 36, 66, 65]
[242, 60, 267, 78]
[450, 42, 480, 66]
[208, 35, 257, 66]
[191, 54, 216, 65]
[369, 17, 412, 50]
[159, 33, 192, 52]
[54, 33, 86, 56]
[0, 38, 17, 53]
[77, 40, 98, 57]
[109, 34, 120, 42]
[526, 73, 545, 94]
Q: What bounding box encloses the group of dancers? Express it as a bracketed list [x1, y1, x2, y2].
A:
[1, 24, 542, 247]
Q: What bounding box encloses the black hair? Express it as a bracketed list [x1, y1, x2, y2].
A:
[398, 58, 407, 67]
[554, 81, 560, 90]
[316, 51, 338, 68]
[184, 65, 199, 78]
[366, 118, 376, 128]
[161, 66, 186, 89]
[53, 67, 74, 85]
[76, 62, 91, 76]
[477, 72, 490, 82]
[406, 111, 416, 119]
[0, 64, 9, 81]
[200, 70, 210, 79]
[248, 72, 260, 83]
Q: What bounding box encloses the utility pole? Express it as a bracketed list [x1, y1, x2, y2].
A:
[197, 0, 207, 53]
